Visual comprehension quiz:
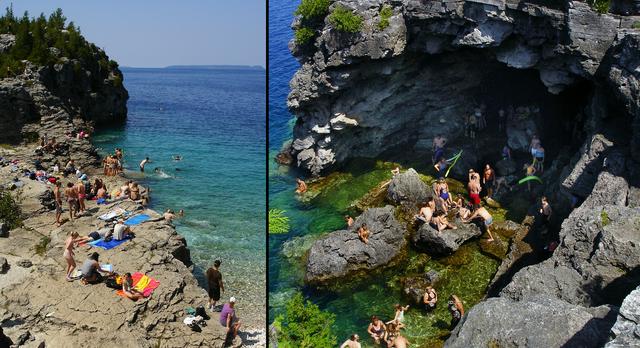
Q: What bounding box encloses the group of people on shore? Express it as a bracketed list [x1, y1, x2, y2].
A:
[103, 148, 124, 176]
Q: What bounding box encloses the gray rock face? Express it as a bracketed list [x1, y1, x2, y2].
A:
[386, 168, 430, 206]
[445, 295, 616, 348]
[305, 206, 406, 284]
[502, 171, 640, 307]
[495, 158, 516, 176]
[285, 0, 627, 175]
[606, 286, 640, 347]
[561, 134, 615, 198]
[412, 219, 482, 255]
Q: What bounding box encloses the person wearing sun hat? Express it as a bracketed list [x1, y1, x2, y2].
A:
[220, 296, 241, 338]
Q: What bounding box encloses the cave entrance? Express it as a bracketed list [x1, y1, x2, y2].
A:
[472, 63, 593, 167]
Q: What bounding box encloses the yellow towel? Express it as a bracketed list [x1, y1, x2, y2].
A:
[134, 275, 150, 292]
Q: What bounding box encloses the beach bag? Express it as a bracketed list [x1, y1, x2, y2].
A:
[104, 274, 121, 290]
[195, 306, 210, 320]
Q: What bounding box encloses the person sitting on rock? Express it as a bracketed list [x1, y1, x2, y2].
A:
[461, 206, 495, 242]
[295, 178, 307, 194]
[456, 196, 472, 220]
[122, 272, 145, 300]
[80, 252, 104, 285]
[220, 297, 242, 339]
[357, 224, 370, 244]
[448, 295, 464, 329]
[367, 316, 386, 345]
[432, 211, 457, 232]
[113, 220, 132, 240]
[416, 199, 435, 223]
[436, 178, 453, 212]
[344, 215, 354, 228]
[423, 286, 437, 312]
[391, 167, 400, 176]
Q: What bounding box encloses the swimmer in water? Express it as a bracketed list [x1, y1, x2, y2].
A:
[295, 178, 307, 194]
[172, 155, 182, 161]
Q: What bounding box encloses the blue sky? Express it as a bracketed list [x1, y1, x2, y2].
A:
[7, 1, 265, 68]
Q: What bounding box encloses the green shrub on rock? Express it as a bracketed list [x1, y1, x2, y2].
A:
[269, 209, 290, 234]
[377, 5, 393, 30]
[295, 0, 331, 20]
[588, 0, 610, 13]
[272, 292, 337, 347]
[329, 5, 363, 33]
[294, 27, 315, 45]
[0, 189, 22, 229]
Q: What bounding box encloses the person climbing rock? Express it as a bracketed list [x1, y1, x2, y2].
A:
[462, 206, 495, 242]
[432, 134, 447, 164]
[357, 224, 370, 244]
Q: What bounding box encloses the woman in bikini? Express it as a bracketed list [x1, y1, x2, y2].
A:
[423, 286, 437, 312]
[129, 182, 141, 201]
[367, 316, 386, 345]
[63, 231, 81, 281]
[387, 304, 409, 327]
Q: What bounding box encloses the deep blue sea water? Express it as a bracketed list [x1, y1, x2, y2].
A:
[93, 67, 266, 318]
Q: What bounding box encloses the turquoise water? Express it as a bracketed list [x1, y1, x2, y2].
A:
[93, 67, 266, 319]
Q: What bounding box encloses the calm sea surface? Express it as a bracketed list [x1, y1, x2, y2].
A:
[93, 66, 266, 321]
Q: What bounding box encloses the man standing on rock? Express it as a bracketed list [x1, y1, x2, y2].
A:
[139, 157, 150, 172]
[461, 206, 495, 242]
[206, 260, 224, 311]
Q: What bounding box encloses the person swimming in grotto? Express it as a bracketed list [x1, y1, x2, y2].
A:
[367, 315, 387, 345]
[423, 286, 437, 312]
[295, 178, 307, 194]
[386, 304, 410, 326]
[357, 224, 370, 244]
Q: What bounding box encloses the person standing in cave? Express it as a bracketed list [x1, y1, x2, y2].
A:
[467, 170, 482, 206]
[432, 134, 447, 164]
[468, 112, 477, 139]
[535, 146, 545, 174]
[524, 163, 537, 192]
[482, 164, 496, 198]
[539, 196, 552, 234]
[474, 107, 486, 130]
[498, 109, 507, 132]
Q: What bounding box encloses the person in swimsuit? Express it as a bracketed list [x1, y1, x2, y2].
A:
[344, 215, 354, 227]
[482, 164, 495, 198]
[432, 212, 457, 232]
[423, 286, 437, 312]
[535, 146, 545, 174]
[340, 334, 361, 348]
[164, 209, 177, 222]
[139, 157, 150, 172]
[64, 182, 78, 221]
[539, 196, 552, 233]
[523, 163, 537, 192]
[391, 167, 400, 176]
[437, 178, 453, 211]
[122, 272, 145, 300]
[75, 180, 86, 214]
[448, 295, 464, 329]
[63, 231, 82, 281]
[467, 170, 481, 206]
[416, 199, 435, 223]
[129, 182, 141, 201]
[387, 304, 409, 326]
[385, 322, 400, 346]
[367, 316, 386, 345]
[432, 134, 447, 164]
[53, 181, 63, 226]
[295, 178, 307, 194]
[357, 224, 370, 244]
[388, 334, 410, 348]
[434, 157, 448, 178]
[462, 206, 495, 242]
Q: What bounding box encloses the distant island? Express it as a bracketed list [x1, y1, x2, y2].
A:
[122, 65, 265, 70]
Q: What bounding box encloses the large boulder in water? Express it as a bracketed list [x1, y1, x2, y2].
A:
[387, 168, 430, 206]
[412, 219, 482, 255]
[445, 295, 616, 348]
[305, 206, 406, 284]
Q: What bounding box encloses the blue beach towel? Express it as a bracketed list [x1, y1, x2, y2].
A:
[124, 214, 151, 226]
[89, 237, 130, 250]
